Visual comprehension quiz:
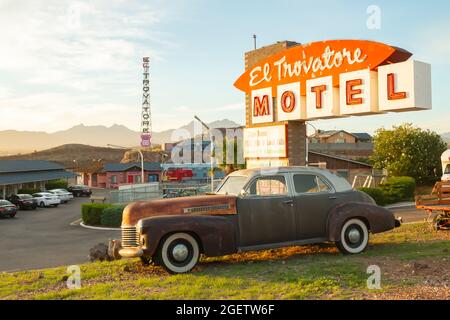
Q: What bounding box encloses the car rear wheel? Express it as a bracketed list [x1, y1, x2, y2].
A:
[336, 218, 369, 254]
[156, 232, 200, 274]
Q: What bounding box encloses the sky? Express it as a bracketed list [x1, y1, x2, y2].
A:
[0, 0, 449, 135]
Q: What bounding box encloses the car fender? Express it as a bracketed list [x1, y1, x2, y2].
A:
[139, 215, 238, 257]
[326, 202, 396, 241]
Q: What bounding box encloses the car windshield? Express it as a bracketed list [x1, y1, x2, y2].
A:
[445, 164, 450, 174]
[216, 175, 248, 195]
[0, 200, 12, 205]
[19, 195, 32, 199]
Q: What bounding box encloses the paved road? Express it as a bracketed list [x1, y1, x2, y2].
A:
[0, 197, 433, 272]
[0, 194, 119, 272]
[391, 206, 435, 223]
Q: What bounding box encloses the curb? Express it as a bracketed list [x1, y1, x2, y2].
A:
[79, 222, 121, 231]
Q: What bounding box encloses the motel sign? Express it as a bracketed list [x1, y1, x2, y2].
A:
[234, 40, 431, 124]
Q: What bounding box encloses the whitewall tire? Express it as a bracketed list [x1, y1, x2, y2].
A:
[157, 232, 200, 274]
[337, 218, 369, 254]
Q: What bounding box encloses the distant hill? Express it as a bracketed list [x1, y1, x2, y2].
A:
[0, 144, 126, 170]
[0, 119, 242, 154]
[441, 132, 450, 144]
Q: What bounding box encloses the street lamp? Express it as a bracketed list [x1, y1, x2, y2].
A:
[194, 115, 214, 192]
[107, 144, 145, 184]
[305, 122, 319, 166]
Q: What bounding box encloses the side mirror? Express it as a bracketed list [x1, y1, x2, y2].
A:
[240, 189, 248, 197]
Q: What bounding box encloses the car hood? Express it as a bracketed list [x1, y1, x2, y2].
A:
[122, 194, 237, 226]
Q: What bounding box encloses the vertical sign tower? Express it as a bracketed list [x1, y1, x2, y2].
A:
[141, 57, 152, 147]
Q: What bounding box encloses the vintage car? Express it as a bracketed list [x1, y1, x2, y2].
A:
[119, 167, 401, 273]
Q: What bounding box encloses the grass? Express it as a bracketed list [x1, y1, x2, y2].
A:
[0, 223, 448, 300]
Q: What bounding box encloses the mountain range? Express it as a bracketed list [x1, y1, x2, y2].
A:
[0, 119, 242, 155]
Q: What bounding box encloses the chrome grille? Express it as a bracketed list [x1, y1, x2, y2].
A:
[121, 226, 139, 248]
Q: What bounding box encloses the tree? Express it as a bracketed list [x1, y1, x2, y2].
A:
[371, 123, 447, 184]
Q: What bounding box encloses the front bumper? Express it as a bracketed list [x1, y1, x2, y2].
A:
[119, 247, 144, 258]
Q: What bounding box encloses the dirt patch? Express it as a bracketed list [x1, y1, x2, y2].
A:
[359, 257, 450, 300]
[202, 244, 339, 266]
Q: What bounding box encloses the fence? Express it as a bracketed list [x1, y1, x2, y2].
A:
[108, 179, 223, 204]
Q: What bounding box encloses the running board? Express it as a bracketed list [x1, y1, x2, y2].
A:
[238, 237, 328, 253]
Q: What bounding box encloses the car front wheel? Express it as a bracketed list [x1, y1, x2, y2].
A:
[156, 232, 200, 274]
[336, 218, 369, 254]
[39, 202, 45, 208]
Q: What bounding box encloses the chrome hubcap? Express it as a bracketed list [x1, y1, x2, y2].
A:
[348, 228, 361, 244]
[172, 244, 189, 262]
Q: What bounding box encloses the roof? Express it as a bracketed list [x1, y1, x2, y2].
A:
[0, 160, 64, 173]
[101, 162, 161, 172]
[309, 151, 373, 168]
[0, 170, 76, 185]
[312, 130, 371, 141]
[351, 132, 372, 141]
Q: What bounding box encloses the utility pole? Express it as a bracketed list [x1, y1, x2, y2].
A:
[194, 115, 214, 192]
[253, 34, 257, 50]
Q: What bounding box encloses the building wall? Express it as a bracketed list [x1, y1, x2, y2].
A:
[323, 132, 357, 144]
[104, 170, 161, 189]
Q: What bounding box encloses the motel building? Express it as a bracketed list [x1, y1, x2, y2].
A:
[236, 40, 431, 169]
[0, 160, 76, 199]
[80, 162, 162, 189]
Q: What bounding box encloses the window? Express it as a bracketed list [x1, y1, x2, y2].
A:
[135, 175, 142, 184]
[293, 174, 332, 193]
[248, 176, 287, 196]
[216, 176, 248, 195]
[445, 164, 450, 174]
[336, 170, 349, 180]
[111, 175, 117, 184]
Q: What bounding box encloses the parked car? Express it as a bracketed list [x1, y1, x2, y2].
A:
[68, 185, 92, 197]
[118, 167, 401, 274]
[0, 200, 17, 218]
[32, 192, 61, 207]
[7, 194, 37, 210]
[48, 189, 73, 203]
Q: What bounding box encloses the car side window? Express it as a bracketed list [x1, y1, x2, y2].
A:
[293, 174, 332, 193]
[248, 176, 288, 196]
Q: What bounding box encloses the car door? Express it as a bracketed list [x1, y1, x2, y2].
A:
[291, 173, 337, 239]
[236, 174, 297, 247]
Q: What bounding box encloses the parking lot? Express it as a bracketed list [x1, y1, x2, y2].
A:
[0, 191, 119, 272]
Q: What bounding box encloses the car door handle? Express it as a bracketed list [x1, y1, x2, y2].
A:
[283, 200, 294, 206]
[329, 196, 337, 200]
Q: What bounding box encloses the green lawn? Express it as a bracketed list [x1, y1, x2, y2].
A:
[1, 223, 449, 300]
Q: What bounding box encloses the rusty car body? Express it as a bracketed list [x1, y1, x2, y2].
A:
[119, 167, 400, 273]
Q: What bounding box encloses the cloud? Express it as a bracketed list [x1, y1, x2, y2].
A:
[0, 0, 181, 132]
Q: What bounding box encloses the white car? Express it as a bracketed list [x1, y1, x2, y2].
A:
[48, 189, 73, 203]
[32, 192, 61, 208]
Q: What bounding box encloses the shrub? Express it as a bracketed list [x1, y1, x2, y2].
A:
[82, 203, 113, 226]
[380, 176, 416, 203]
[101, 205, 126, 227]
[357, 187, 387, 206]
[18, 188, 42, 195]
[45, 179, 69, 190]
[358, 176, 416, 206]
